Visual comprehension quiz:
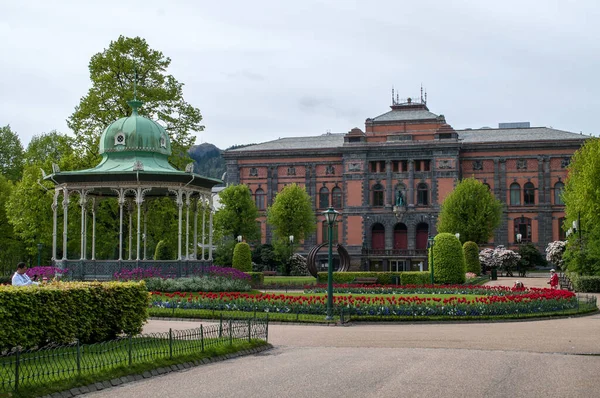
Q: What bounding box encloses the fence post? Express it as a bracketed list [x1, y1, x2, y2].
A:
[14, 347, 20, 392]
[266, 314, 269, 342]
[77, 339, 81, 374]
[200, 325, 204, 352]
[229, 319, 233, 345]
[169, 328, 173, 359]
[219, 314, 223, 338]
[128, 335, 133, 366]
[248, 318, 252, 342]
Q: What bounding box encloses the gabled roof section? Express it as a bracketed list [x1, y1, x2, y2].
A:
[457, 127, 587, 143]
[227, 133, 345, 152]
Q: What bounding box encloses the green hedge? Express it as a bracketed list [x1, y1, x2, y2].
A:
[0, 281, 149, 349]
[246, 272, 264, 287]
[463, 241, 481, 275]
[316, 272, 428, 285]
[570, 274, 600, 292]
[433, 233, 466, 284]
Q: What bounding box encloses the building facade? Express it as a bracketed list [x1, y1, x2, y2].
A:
[223, 95, 586, 271]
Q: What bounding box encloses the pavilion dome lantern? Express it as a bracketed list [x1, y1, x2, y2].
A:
[99, 99, 171, 157]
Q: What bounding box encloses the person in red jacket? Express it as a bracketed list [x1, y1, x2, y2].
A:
[548, 269, 559, 289]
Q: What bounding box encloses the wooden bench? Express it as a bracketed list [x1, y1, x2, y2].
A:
[352, 277, 378, 285]
[263, 271, 277, 276]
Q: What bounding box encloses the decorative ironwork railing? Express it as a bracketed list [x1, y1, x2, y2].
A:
[361, 249, 427, 257]
[57, 260, 213, 281]
[0, 317, 268, 393]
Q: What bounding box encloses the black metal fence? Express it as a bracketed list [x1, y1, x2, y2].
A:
[0, 317, 268, 393]
[60, 260, 214, 281]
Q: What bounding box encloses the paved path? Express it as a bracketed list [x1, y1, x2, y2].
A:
[87, 278, 600, 398]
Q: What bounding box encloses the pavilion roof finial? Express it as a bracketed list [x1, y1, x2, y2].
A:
[127, 67, 143, 115]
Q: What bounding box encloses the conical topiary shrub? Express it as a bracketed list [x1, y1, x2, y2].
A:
[232, 242, 252, 272]
[463, 241, 481, 275]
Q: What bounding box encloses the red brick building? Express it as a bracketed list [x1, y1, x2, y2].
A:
[223, 95, 586, 271]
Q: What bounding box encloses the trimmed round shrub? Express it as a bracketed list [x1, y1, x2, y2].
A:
[289, 254, 308, 276]
[432, 233, 466, 284]
[232, 242, 252, 272]
[463, 241, 481, 275]
[154, 239, 174, 260]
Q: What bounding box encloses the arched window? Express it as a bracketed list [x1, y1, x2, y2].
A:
[319, 187, 330, 209]
[371, 223, 385, 250]
[417, 183, 428, 206]
[332, 187, 343, 209]
[554, 182, 565, 205]
[322, 221, 339, 244]
[510, 183, 521, 206]
[372, 183, 384, 207]
[254, 188, 265, 210]
[415, 223, 429, 250]
[393, 223, 408, 250]
[524, 182, 535, 205]
[514, 216, 532, 242]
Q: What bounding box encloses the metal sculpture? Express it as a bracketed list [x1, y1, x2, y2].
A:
[306, 242, 351, 278]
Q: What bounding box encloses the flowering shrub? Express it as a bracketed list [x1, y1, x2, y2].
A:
[479, 246, 521, 274]
[150, 287, 580, 318]
[113, 266, 250, 281]
[26, 266, 70, 280]
[114, 267, 163, 281]
[479, 248, 501, 269]
[466, 272, 477, 279]
[546, 240, 567, 270]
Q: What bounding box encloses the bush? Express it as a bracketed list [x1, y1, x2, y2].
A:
[518, 243, 547, 271]
[463, 241, 481, 275]
[145, 276, 251, 292]
[289, 254, 308, 276]
[154, 240, 174, 260]
[400, 272, 430, 285]
[252, 244, 278, 271]
[316, 272, 403, 285]
[433, 233, 466, 284]
[214, 239, 236, 266]
[245, 272, 264, 287]
[570, 274, 600, 292]
[0, 281, 149, 349]
[232, 242, 252, 272]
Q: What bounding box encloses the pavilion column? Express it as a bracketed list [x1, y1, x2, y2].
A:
[91, 198, 97, 260]
[113, 188, 126, 261]
[170, 189, 184, 260]
[51, 189, 60, 264]
[62, 188, 69, 261]
[208, 194, 214, 261]
[192, 197, 198, 260]
[143, 203, 148, 260]
[185, 191, 192, 260]
[201, 194, 206, 261]
[79, 190, 88, 260]
[127, 200, 133, 260]
[135, 189, 148, 261]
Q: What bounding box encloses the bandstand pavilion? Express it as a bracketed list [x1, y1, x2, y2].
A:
[44, 99, 222, 279]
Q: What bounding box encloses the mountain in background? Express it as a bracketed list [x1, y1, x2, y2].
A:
[188, 142, 256, 183]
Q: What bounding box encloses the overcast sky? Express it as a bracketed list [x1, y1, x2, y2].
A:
[1, 0, 598, 151]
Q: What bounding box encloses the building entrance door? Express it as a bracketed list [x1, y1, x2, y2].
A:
[390, 260, 407, 272]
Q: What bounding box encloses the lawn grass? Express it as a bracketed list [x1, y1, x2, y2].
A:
[263, 276, 316, 285]
[1, 337, 267, 398]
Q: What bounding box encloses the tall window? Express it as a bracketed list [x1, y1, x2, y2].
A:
[256, 221, 262, 242]
[514, 217, 532, 242]
[372, 183, 384, 207]
[554, 182, 565, 205]
[319, 187, 329, 209]
[417, 183, 428, 206]
[322, 221, 339, 244]
[332, 187, 343, 209]
[510, 183, 521, 206]
[558, 217, 566, 241]
[254, 188, 265, 210]
[524, 182, 535, 205]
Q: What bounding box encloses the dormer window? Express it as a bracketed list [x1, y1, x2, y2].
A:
[160, 135, 167, 148]
[115, 132, 126, 146]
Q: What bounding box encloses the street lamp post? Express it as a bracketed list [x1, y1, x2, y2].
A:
[37, 243, 43, 267]
[427, 236, 435, 285]
[323, 207, 340, 320]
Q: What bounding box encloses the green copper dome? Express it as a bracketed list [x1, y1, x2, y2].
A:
[99, 100, 171, 156]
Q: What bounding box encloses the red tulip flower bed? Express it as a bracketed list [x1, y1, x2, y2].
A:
[149, 286, 587, 319]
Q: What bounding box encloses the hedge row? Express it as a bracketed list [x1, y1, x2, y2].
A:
[316, 272, 430, 285]
[246, 272, 264, 287]
[0, 281, 149, 349]
[570, 274, 600, 292]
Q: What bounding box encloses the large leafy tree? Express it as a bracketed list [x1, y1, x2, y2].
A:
[67, 35, 203, 169]
[214, 185, 260, 242]
[437, 178, 503, 244]
[0, 125, 24, 181]
[0, 175, 26, 273]
[562, 137, 600, 275]
[267, 183, 316, 242]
